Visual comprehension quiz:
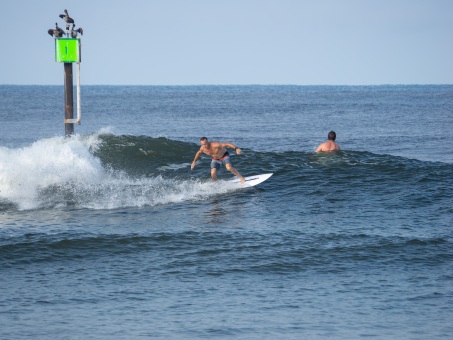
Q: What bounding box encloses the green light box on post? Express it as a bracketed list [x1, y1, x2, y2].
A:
[55, 38, 81, 63]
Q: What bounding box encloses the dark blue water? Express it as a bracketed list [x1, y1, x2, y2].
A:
[0, 85, 452, 339]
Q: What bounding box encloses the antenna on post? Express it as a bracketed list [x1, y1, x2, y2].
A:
[47, 9, 83, 137]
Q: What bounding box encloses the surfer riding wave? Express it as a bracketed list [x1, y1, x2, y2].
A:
[191, 137, 245, 183]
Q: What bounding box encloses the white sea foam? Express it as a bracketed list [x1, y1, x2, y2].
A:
[0, 133, 237, 211]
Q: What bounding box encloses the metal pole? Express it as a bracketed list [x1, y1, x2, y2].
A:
[76, 62, 81, 124]
[64, 62, 74, 136]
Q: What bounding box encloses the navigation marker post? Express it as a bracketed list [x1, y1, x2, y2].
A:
[48, 10, 83, 137]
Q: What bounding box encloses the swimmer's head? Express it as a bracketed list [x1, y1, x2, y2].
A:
[328, 131, 336, 141]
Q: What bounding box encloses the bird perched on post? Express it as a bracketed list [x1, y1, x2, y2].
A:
[48, 23, 65, 38]
[59, 9, 75, 30]
[59, 9, 75, 24]
[70, 25, 84, 38]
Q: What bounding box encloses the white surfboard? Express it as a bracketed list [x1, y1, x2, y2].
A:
[229, 173, 273, 187]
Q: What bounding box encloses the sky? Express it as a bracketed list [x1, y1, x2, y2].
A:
[1, 0, 452, 85]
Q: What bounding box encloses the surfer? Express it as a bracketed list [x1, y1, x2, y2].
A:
[191, 137, 246, 183]
[315, 131, 340, 152]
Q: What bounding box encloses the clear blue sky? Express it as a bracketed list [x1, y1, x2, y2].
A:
[1, 0, 452, 85]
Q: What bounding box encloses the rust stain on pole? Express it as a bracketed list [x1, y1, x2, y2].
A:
[64, 62, 74, 136]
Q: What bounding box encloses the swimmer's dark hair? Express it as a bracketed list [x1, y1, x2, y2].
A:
[200, 136, 208, 142]
[328, 131, 336, 141]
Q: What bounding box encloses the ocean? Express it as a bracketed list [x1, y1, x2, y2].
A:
[0, 85, 452, 339]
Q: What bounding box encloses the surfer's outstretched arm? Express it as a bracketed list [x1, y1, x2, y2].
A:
[219, 143, 241, 155]
[191, 149, 203, 170]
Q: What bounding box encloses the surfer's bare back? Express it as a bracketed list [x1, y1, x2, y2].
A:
[315, 131, 340, 152]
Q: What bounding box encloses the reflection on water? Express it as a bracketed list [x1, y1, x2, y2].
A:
[204, 199, 227, 225]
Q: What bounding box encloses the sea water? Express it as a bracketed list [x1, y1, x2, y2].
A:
[0, 85, 452, 339]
